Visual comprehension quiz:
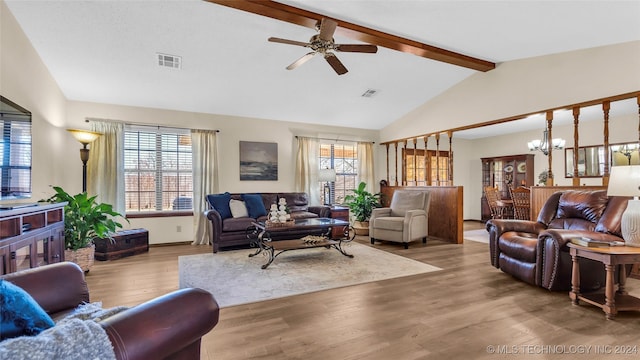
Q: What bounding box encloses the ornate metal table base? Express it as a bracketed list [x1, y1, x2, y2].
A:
[247, 220, 353, 269]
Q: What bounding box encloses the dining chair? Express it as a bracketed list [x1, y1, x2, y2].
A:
[484, 186, 509, 219]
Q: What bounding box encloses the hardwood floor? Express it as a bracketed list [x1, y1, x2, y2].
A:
[85, 223, 640, 359]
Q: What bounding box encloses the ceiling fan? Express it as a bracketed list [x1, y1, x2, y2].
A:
[268, 18, 378, 75]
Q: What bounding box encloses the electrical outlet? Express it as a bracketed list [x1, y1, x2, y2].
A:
[176, 225, 182, 233]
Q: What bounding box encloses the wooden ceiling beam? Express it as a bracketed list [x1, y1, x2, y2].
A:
[205, 0, 496, 72]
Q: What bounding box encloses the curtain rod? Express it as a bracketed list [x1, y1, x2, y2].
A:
[85, 117, 219, 133]
[295, 135, 375, 144]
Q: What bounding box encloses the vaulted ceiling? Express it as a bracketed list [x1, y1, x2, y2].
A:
[5, 0, 640, 136]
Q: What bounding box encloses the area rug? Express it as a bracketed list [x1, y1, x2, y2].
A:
[464, 229, 489, 244]
[179, 242, 441, 308]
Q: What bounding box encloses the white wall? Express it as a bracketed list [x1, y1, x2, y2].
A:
[380, 41, 640, 143]
[458, 110, 637, 220]
[64, 101, 379, 244]
[4, 0, 637, 242]
[1, 0, 68, 200]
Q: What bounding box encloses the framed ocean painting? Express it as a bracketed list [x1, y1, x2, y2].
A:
[239, 141, 278, 181]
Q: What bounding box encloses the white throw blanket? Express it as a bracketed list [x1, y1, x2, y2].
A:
[0, 303, 127, 360]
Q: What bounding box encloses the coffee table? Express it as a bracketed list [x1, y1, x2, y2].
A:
[249, 218, 353, 269]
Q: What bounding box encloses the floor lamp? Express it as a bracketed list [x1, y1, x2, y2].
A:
[67, 129, 102, 193]
[319, 168, 336, 206]
[607, 165, 640, 247]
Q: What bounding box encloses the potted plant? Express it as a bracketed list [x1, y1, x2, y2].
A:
[344, 181, 381, 236]
[538, 170, 549, 185]
[47, 186, 127, 272]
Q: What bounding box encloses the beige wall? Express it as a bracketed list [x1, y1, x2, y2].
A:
[381, 41, 640, 143]
[2, 0, 378, 244]
[457, 110, 637, 220]
[1, 0, 68, 200]
[65, 101, 378, 244]
[3, 0, 638, 241]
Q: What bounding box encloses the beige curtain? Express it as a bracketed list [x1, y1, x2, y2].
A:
[294, 136, 321, 205]
[357, 141, 376, 193]
[192, 129, 219, 245]
[87, 121, 125, 214]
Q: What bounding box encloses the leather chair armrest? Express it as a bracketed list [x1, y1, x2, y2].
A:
[205, 209, 223, 252]
[486, 220, 547, 268]
[537, 229, 623, 290]
[539, 229, 623, 251]
[100, 288, 220, 360]
[486, 219, 545, 236]
[308, 205, 331, 218]
[1, 262, 90, 314]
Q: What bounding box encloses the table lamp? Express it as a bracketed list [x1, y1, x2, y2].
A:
[607, 165, 640, 247]
[319, 168, 336, 206]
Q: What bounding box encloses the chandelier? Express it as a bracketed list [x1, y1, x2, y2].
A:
[528, 130, 565, 155]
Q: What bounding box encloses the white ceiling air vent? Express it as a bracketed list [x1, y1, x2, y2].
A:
[361, 89, 378, 98]
[157, 53, 182, 69]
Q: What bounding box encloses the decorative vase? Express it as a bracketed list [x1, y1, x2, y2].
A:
[64, 244, 95, 272]
[621, 199, 640, 247]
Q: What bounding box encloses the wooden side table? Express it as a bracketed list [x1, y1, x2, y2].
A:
[329, 206, 349, 239]
[567, 243, 640, 320]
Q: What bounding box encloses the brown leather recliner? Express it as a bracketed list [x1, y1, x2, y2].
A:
[487, 190, 628, 291]
[1, 262, 220, 359]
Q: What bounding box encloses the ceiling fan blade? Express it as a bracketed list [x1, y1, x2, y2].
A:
[286, 52, 316, 70]
[318, 18, 337, 42]
[268, 37, 310, 47]
[335, 44, 378, 53]
[324, 53, 348, 75]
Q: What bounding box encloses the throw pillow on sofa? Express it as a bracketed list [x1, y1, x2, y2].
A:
[0, 279, 55, 340]
[207, 192, 232, 219]
[229, 199, 249, 218]
[242, 194, 267, 219]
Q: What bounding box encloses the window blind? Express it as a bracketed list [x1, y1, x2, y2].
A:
[0, 97, 32, 199]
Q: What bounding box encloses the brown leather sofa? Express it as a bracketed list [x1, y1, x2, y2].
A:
[487, 190, 629, 291]
[1, 262, 220, 359]
[205, 192, 331, 253]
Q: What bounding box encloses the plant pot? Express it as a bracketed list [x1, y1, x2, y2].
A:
[64, 244, 95, 273]
[353, 221, 370, 236]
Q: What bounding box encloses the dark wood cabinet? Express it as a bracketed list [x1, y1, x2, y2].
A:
[0, 203, 65, 275]
[329, 206, 349, 239]
[481, 154, 535, 221]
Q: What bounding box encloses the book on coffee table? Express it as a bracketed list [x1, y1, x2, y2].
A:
[570, 237, 615, 248]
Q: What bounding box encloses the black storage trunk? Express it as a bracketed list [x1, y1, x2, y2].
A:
[94, 228, 149, 261]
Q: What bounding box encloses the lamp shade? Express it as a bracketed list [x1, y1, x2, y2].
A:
[319, 168, 336, 182]
[607, 165, 640, 198]
[67, 129, 102, 145]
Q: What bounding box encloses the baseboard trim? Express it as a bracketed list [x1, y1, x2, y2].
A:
[149, 241, 194, 247]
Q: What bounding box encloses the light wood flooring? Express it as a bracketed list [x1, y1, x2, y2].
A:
[85, 221, 640, 360]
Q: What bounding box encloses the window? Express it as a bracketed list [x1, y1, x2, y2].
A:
[0, 96, 32, 200]
[319, 143, 358, 204]
[403, 149, 451, 186]
[124, 125, 193, 212]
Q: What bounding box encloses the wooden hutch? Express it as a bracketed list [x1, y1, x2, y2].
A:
[481, 154, 535, 221]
